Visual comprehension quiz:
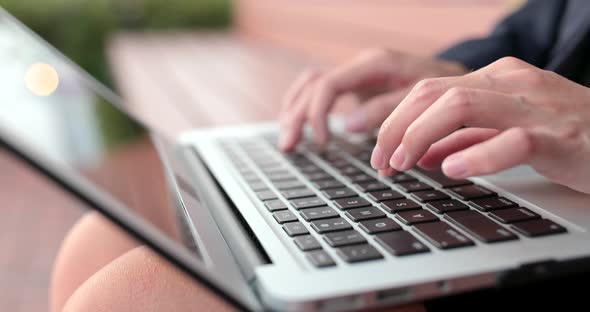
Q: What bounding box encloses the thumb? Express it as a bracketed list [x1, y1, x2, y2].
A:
[345, 88, 409, 132]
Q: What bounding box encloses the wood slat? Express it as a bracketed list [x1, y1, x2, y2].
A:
[235, 0, 512, 62]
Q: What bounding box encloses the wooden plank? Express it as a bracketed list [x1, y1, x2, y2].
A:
[235, 0, 513, 62]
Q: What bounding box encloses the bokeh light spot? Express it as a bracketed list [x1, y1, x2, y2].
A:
[25, 63, 59, 96]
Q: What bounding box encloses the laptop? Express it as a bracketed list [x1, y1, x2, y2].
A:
[2, 8, 590, 311]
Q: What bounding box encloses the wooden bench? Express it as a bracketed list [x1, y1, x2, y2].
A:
[107, 1, 514, 136]
[0, 2, 516, 311]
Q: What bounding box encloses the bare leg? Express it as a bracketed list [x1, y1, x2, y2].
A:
[50, 212, 233, 312]
[51, 212, 424, 312]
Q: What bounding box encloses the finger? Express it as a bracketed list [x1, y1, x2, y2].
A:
[441, 127, 536, 178]
[417, 127, 500, 170]
[372, 66, 533, 170]
[475, 56, 533, 75]
[345, 88, 410, 133]
[279, 87, 314, 151]
[280, 69, 321, 115]
[392, 88, 536, 171]
[306, 50, 406, 145]
[378, 167, 397, 177]
[279, 70, 321, 151]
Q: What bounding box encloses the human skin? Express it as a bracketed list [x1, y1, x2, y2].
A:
[51, 212, 425, 312]
[280, 48, 590, 195]
[53, 49, 590, 311]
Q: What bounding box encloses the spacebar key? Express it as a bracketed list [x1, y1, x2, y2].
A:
[445, 210, 518, 243]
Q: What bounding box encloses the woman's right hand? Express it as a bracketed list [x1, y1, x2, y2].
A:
[278, 48, 469, 152]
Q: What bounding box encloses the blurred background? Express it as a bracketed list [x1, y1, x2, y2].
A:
[0, 0, 522, 311]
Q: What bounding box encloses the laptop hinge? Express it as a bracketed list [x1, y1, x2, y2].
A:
[178, 146, 270, 281]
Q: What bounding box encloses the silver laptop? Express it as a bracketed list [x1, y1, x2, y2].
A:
[2, 8, 590, 311]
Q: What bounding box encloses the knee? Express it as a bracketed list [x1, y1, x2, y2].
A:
[50, 212, 139, 312]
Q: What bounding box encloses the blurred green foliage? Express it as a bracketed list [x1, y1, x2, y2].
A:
[0, 0, 232, 85]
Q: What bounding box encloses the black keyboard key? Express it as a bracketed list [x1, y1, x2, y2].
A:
[294, 235, 322, 251]
[273, 210, 298, 224]
[469, 197, 518, 212]
[448, 185, 496, 200]
[306, 250, 336, 267]
[300, 206, 339, 221]
[367, 190, 405, 202]
[311, 218, 352, 233]
[359, 218, 402, 234]
[396, 209, 439, 225]
[414, 222, 475, 249]
[511, 219, 567, 237]
[264, 199, 288, 212]
[305, 172, 333, 181]
[274, 180, 306, 190]
[329, 158, 350, 168]
[256, 190, 277, 201]
[290, 196, 326, 209]
[375, 231, 430, 256]
[313, 180, 345, 190]
[426, 200, 469, 214]
[283, 222, 310, 236]
[355, 181, 389, 192]
[380, 198, 421, 213]
[347, 173, 375, 183]
[333, 197, 372, 210]
[281, 188, 315, 199]
[323, 188, 357, 199]
[339, 166, 362, 176]
[415, 168, 473, 188]
[389, 172, 418, 183]
[324, 230, 367, 247]
[336, 244, 383, 263]
[297, 164, 322, 173]
[445, 210, 517, 243]
[345, 207, 386, 222]
[397, 181, 434, 192]
[489, 207, 540, 224]
[410, 190, 450, 203]
[267, 172, 296, 182]
[248, 181, 268, 191]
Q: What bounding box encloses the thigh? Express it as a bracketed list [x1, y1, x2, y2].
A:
[62, 246, 235, 312]
[50, 212, 140, 312]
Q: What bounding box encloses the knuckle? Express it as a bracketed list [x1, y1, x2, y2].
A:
[496, 56, 527, 69]
[445, 87, 473, 115]
[511, 127, 536, 158]
[520, 68, 546, 87]
[557, 119, 586, 144]
[411, 78, 444, 99]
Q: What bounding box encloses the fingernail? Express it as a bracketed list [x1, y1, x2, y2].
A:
[345, 109, 367, 132]
[279, 131, 291, 151]
[390, 144, 406, 170]
[379, 167, 396, 177]
[443, 155, 468, 178]
[371, 146, 386, 169]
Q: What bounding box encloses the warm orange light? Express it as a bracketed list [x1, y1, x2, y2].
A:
[25, 63, 60, 96]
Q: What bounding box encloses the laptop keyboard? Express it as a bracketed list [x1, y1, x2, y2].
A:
[220, 135, 567, 268]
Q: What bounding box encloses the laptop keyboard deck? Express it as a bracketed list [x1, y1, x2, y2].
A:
[220, 135, 567, 268]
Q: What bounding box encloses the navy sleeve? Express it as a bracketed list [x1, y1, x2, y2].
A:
[438, 0, 567, 70]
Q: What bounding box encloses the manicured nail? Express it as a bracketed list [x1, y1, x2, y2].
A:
[443, 155, 468, 178]
[371, 146, 386, 169]
[390, 144, 406, 170]
[345, 109, 367, 132]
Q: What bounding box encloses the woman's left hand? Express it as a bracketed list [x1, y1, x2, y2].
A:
[370, 56, 590, 194]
